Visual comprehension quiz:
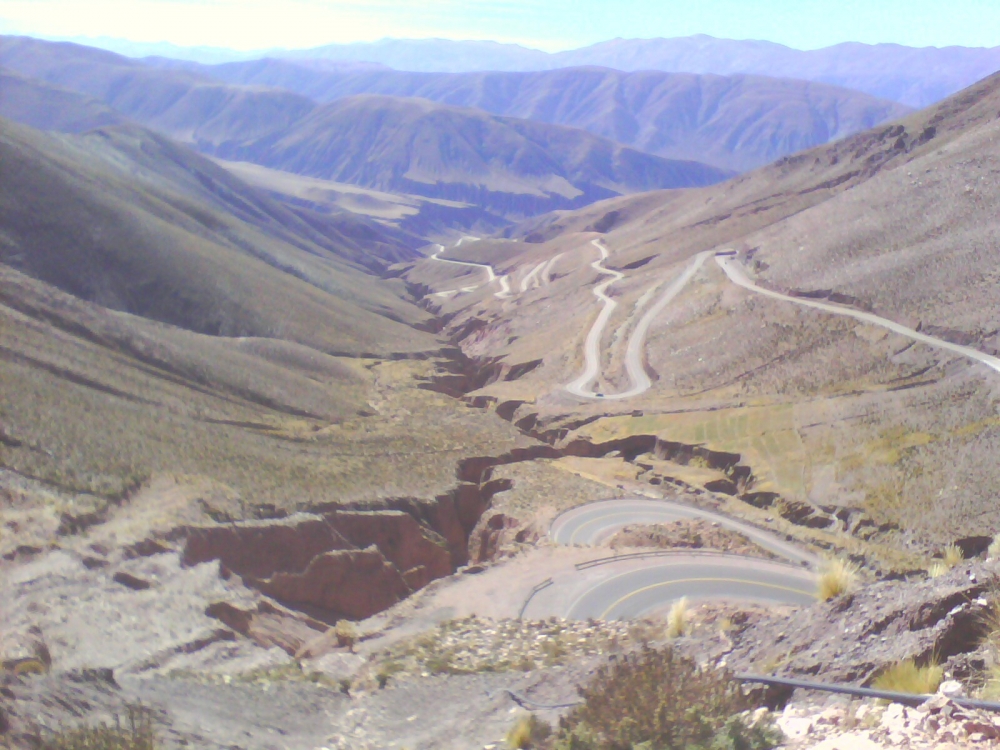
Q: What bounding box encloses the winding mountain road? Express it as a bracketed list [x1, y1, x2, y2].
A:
[716, 255, 1000, 375]
[522, 497, 817, 620]
[428, 236, 514, 299]
[565, 241, 712, 400]
[565, 558, 816, 619]
[550, 498, 818, 567]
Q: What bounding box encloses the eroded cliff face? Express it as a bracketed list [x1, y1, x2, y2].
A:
[178, 472, 514, 621]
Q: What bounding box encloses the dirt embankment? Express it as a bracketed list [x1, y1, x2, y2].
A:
[608, 519, 778, 559]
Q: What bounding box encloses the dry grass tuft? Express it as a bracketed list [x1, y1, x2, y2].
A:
[872, 659, 943, 695]
[943, 544, 965, 567]
[666, 597, 689, 638]
[816, 557, 859, 601]
[928, 561, 952, 578]
[39, 704, 156, 750]
[506, 714, 550, 749]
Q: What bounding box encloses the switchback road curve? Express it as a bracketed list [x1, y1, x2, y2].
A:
[523, 497, 818, 620]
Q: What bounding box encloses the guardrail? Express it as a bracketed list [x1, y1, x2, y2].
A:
[575, 549, 812, 572]
[518, 578, 554, 619]
[737, 674, 1000, 713]
[492, 674, 1000, 716]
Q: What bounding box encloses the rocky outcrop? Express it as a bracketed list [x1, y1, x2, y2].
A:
[181, 508, 463, 621]
[205, 600, 327, 655]
[727, 563, 991, 684]
[468, 512, 537, 563]
[249, 547, 412, 621]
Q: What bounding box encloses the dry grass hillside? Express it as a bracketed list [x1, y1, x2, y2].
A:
[0, 118, 429, 352]
[222, 94, 731, 218]
[0, 36, 729, 223]
[179, 59, 911, 172]
[0, 116, 538, 557]
[415, 70, 1000, 555]
[0, 66, 128, 133]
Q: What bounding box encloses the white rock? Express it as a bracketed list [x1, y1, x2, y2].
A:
[776, 715, 814, 739]
[938, 680, 965, 698]
[806, 733, 884, 749]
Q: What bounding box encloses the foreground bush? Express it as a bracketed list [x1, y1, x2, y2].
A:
[872, 659, 943, 695]
[547, 646, 781, 750]
[816, 557, 858, 601]
[39, 704, 156, 750]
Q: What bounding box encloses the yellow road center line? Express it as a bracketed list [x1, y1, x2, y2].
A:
[598, 576, 814, 619]
[567, 510, 686, 544]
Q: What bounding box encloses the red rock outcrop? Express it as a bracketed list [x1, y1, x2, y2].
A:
[205, 600, 327, 655]
[182, 514, 351, 578]
[250, 547, 411, 620]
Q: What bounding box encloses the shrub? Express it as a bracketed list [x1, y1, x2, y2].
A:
[943, 544, 965, 567]
[927, 561, 951, 578]
[988, 535, 1000, 560]
[39, 704, 156, 750]
[666, 597, 689, 639]
[334, 620, 358, 652]
[872, 659, 943, 695]
[816, 557, 858, 601]
[547, 646, 782, 750]
[507, 714, 551, 749]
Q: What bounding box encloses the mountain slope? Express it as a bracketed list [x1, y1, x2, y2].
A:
[221, 94, 732, 217]
[175, 60, 911, 172]
[0, 117, 434, 354]
[263, 35, 1000, 108]
[552, 36, 1000, 108]
[0, 36, 728, 219]
[0, 66, 128, 132]
[413, 70, 1000, 549]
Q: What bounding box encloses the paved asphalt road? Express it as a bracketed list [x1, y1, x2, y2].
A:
[564, 558, 816, 619]
[531, 497, 818, 619]
[549, 498, 819, 567]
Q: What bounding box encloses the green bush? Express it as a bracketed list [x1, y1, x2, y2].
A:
[547, 646, 781, 750]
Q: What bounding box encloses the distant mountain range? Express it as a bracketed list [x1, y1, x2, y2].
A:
[165, 59, 910, 172]
[0, 37, 733, 219]
[78, 34, 1000, 108]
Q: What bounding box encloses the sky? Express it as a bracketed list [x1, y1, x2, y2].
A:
[0, 0, 999, 52]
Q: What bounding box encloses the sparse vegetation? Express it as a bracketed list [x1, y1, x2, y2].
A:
[362, 617, 665, 685]
[547, 646, 781, 750]
[872, 659, 943, 695]
[39, 704, 156, 750]
[927, 561, 951, 578]
[989, 535, 1000, 560]
[334, 620, 359, 652]
[816, 557, 859, 601]
[507, 714, 551, 749]
[666, 597, 689, 638]
[943, 544, 964, 567]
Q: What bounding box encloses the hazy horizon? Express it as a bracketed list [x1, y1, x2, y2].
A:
[1, 0, 999, 54]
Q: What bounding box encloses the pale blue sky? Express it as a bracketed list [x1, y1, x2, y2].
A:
[0, 0, 998, 52]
